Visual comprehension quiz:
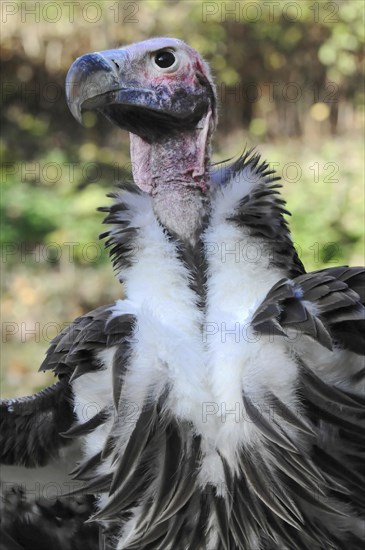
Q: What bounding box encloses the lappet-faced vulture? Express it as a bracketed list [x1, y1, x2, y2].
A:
[1, 37, 364, 550]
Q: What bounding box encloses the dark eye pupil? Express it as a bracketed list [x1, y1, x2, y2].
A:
[155, 51, 175, 68]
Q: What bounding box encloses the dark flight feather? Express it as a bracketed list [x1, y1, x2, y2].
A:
[242, 393, 299, 453]
[0, 380, 74, 467]
[252, 267, 365, 354]
[61, 408, 110, 439]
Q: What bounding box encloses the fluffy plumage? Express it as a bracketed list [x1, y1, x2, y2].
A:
[1, 38, 364, 550]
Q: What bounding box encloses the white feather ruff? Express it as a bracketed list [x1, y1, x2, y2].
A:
[72, 168, 301, 492]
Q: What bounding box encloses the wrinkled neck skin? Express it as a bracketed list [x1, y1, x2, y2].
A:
[129, 112, 212, 243]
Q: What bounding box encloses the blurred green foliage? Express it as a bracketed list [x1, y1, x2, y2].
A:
[1, 0, 364, 395]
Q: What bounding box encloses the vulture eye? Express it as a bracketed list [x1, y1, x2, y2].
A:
[154, 50, 177, 70]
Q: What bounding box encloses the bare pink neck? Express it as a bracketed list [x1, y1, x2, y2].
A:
[129, 114, 212, 241]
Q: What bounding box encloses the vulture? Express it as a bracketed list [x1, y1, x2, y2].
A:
[1, 37, 364, 550]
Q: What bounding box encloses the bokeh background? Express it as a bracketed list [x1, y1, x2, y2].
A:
[1, 0, 364, 397]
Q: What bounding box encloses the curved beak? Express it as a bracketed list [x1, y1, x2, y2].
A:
[66, 48, 212, 140]
[65, 49, 171, 138]
[66, 49, 162, 127]
[66, 50, 125, 124]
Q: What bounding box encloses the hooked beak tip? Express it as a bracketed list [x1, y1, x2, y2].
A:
[65, 51, 121, 124]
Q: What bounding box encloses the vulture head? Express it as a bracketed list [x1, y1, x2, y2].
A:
[67, 37, 217, 139]
[67, 38, 217, 238]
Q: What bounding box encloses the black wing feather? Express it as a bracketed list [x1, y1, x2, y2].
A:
[252, 266, 365, 355]
[1, 304, 134, 468]
[0, 380, 74, 467]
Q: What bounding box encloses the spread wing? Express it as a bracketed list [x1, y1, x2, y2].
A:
[252, 266, 365, 358]
[0, 303, 133, 468]
[0, 380, 74, 467]
[251, 266, 365, 510]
